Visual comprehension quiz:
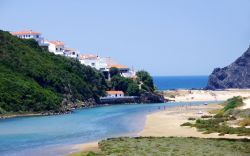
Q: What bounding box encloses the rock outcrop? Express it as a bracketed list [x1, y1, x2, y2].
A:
[207, 46, 250, 90]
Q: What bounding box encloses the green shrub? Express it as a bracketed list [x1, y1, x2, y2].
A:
[201, 115, 213, 118]
[239, 118, 250, 127]
[223, 96, 243, 112]
[180, 122, 193, 126]
[188, 117, 196, 120]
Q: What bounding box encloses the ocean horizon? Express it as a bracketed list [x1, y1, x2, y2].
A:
[153, 76, 209, 90]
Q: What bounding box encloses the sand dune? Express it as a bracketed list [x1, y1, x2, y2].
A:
[164, 89, 250, 102]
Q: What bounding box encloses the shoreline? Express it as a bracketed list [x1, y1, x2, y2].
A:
[139, 104, 250, 139]
[0, 100, 164, 120]
[72, 102, 250, 154]
[3, 88, 250, 120]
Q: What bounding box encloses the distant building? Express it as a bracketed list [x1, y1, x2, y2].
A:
[11, 30, 136, 78]
[79, 54, 99, 68]
[106, 90, 124, 98]
[64, 48, 79, 59]
[108, 64, 134, 78]
[45, 40, 65, 55]
[79, 54, 136, 79]
[11, 30, 48, 47]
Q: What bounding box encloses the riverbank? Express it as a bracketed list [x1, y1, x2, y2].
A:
[139, 104, 250, 139]
[163, 89, 250, 102]
[0, 92, 164, 120]
[70, 103, 250, 155]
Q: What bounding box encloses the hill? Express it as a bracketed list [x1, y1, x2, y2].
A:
[207, 45, 250, 89]
[0, 30, 107, 115]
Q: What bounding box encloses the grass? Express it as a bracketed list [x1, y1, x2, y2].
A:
[239, 118, 250, 127]
[70, 151, 98, 156]
[181, 96, 250, 136]
[208, 109, 221, 114]
[70, 137, 250, 156]
[223, 96, 244, 111]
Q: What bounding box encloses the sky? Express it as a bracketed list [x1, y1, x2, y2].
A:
[0, 0, 250, 76]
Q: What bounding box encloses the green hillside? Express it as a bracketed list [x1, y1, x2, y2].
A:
[0, 30, 107, 114]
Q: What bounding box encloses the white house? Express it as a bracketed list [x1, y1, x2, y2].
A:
[11, 30, 48, 47]
[45, 40, 65, 55]
[78, 54, 136, 79]
[106, 91, 124, 98]
[79, 54, 99, 68]
[64, 48, 79, 59]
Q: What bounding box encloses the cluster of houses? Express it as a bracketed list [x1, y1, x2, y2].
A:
[11, 30, 136, 80]
[11, 30, 136, 99]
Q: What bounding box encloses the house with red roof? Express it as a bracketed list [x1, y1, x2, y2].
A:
[106, 90, 124, 98]
[11, 30, 48, 47]
[45, 40, 65, 55]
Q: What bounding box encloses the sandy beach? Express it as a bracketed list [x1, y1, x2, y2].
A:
[164, 89, 250, 102]
[139, 104, 250, 139]
[71, 102, 250, 155]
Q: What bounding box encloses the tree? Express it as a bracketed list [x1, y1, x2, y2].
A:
[127, 82, 140, 96]
[109, 67, 120, 78]
[136, 70, 154, 92]
[110, 75, 129, 92]
[0, 30, 108, 114]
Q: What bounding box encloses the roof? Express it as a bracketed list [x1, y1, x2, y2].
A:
[106, 90, 124, 94]
[108, 64, 129, 69]
[79, 54, 98, 60]
[64, 47, 76, 52]
[11, 30, 41, 35]
[48, 40, 64, 46]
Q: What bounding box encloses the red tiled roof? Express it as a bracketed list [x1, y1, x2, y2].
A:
[48, 41, 64, 46]
[64, 47, 75, 51]
[108, 64, 128, 69]
[79, 54, 98, 60]
[106, 90, 124, 95]
[11, 30, 41, 35]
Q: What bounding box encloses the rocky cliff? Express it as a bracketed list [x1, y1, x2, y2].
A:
[207, 46, 250, 89]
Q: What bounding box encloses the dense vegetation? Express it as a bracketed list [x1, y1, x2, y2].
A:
[0, 30, 158, 115]
[109, 69, 154, 96]
[0, 30, 107, 114]
[70, 137, 250, 156]
[181, 97, 250, 136]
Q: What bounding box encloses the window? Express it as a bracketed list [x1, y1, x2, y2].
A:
[36, 35, 39, 38]
[56, 48, 58, 51]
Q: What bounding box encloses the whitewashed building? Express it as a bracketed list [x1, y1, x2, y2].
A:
[79, 54, 99, 68]
[45, 40, 65, 55]
[11, 30, 48, 47]
[79, 54, 136, 78]
[64, 48, 79, 59]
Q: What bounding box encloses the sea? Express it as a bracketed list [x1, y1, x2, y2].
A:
[153, 76, 208, 90]
[0, 76, 211, 156]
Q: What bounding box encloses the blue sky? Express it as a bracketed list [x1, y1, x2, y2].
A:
[0, 0, 250, 76]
